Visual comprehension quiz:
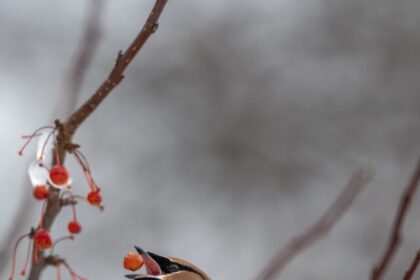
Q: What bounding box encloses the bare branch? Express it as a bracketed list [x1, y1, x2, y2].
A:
[62, 0, 168, 141]
[254, 167, 373, 280]
[403, 250, 420, 280]
[371, 158, 420, 280]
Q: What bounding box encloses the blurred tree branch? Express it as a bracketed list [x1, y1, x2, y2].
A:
[59, 0, 105, 119]
[371, 158, 420, 280]
[403, 250, 420, 280]
[254, 167, 373, 280]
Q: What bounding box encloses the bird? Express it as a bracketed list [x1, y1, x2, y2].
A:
[125, 246, 211, 280]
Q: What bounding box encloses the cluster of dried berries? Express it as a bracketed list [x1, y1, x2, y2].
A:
[8, 125, 105, 280]
[20, 126, 103, 207]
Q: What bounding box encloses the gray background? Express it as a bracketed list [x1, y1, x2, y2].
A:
[0, 0, 419, 279]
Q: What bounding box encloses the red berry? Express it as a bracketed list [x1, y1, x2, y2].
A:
[49, 165, 69, 185]
[33, 185, 49, 200]
[34, 229, 52, 250]
[68, 221, 82, 234]
[124, 252, 144, 271]
[87, 190, 102, 205]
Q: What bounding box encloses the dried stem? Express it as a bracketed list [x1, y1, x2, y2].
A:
[254, 168, 373, 280]
[370, 159, 420, 280]
[26, 1, 168, 280]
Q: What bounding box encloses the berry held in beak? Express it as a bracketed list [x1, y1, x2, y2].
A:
[124, 247, 211, 280]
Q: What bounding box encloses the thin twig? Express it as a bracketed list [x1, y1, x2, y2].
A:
[403, 250, 420, 280]
[254, 168, 373, 280]
[371, 159, 420, 280]
[67, 0, 104, 98]
[62, 0, 168, 141]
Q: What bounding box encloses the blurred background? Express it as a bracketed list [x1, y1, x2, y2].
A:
[0, 0, 419, 279]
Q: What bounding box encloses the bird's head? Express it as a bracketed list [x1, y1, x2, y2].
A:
[125, 246, 211, 280]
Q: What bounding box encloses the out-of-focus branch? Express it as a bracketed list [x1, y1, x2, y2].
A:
[371, 158, 420, 280]
[254, 168, 373, 280]
[403, 250, 420, 280]
[58, 0, 105, 119]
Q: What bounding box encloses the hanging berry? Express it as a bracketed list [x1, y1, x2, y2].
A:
[68, 221, 82, 234]
[33, 185, 49, 200]
[87, 190, 102, 206]
[34, 229, 52, 250]
[49, 165, 69, 185]
[123, 252, 144, 271]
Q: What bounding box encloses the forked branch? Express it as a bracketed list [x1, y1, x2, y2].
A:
[371, 158, 420, 280]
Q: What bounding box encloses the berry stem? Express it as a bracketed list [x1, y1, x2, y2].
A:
[62, 261, 87, 280]
[19, 237, 33, 276]
[8, 233, 30, 280]
[33, 245, 39, 266]
[56, 265, 62, 280]
[39, 129, 57, 161]
[39, 200, 48, 229]
[73, 150, 97, 191]
[18, 126, 55, 156]
[71, 203, 78, 221]
[51, 236, 74, 256]
[54, 143, 61, 166]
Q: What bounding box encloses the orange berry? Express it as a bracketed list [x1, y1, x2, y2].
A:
[87, 190, 102, 205]
[49, 165, 69, 185]
[34, 229, 52, 250]
[33, 185, 49, 200]
[124, 252, 144, 271]
[68, 221, 82, 234]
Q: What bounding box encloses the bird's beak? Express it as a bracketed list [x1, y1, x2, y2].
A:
[135, 246, 162, 276]
[125, 248, 210, 280]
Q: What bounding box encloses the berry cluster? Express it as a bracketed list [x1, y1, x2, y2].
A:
[9, 125, 105, 280]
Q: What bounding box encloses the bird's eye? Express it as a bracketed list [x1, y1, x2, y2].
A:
[167, 264, 180, 273]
